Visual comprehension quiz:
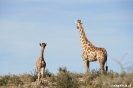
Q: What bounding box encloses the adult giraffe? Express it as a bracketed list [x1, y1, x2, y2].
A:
[75, 20, 108, 74]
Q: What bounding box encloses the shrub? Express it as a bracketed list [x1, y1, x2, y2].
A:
[0, 74, 23, 87]
[19, 73, 34, 83]
[30, 69, 38, 81]
[55, 67, 79, 88]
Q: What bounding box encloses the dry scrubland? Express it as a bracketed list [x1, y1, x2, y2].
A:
[0, 67, 133, 88]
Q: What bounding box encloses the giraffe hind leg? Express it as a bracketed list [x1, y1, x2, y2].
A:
[99, 60, 106, 74]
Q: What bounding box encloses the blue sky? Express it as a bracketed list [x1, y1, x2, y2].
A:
[0, 0, 133, 75]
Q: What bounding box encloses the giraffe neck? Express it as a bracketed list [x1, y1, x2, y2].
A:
[79, 25, 92, 50]
[40, 47, 44, 61]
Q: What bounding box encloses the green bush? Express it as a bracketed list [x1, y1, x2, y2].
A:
[56, 67, 79, 88]
[30, 69, 38, 81]
[0, 74, 23, 87]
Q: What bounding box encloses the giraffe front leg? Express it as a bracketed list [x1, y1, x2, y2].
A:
[87, 61, 90, 74]
[82, 52, 89, 75]
[41, 67, 44, 79]
[83, 60, 89, 75]
[37, 67, 41, 82]
[37, 69, 41, 82]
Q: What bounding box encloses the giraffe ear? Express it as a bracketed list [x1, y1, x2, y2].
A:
[45, 43, 47, 45]
[81, 22, 83, 24]
[39, 43, 41, 46]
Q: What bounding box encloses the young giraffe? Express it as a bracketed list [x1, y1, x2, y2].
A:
[36, 43, 46, 82]
[75, 20, 108, 74]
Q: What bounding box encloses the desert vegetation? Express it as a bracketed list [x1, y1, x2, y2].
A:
[0, 67, 133, 88]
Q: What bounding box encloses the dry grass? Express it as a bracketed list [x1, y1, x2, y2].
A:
[0, 67, 132, 88]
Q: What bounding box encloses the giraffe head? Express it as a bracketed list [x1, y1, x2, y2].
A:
[75, 20, 83, 29]
[40, 43, 47, 48]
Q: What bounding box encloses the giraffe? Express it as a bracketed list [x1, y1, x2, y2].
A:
[36, 43, 46, 82]
[75, 20, 108, 74]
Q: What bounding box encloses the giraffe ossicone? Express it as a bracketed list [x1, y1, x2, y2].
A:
[75, 20, 108, 75]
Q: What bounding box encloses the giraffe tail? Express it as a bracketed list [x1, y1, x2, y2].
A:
[105, 54, 108, 72]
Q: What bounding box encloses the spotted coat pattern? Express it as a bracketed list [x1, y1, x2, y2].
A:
[75, 20, 107, 74]
[36, 43, 46, 82]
